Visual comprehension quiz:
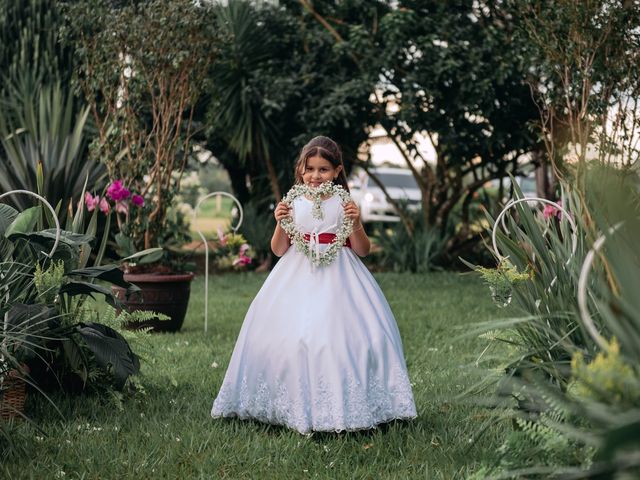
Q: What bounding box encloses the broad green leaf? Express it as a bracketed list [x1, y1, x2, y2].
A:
[67, 265, 136, 291]
[122, 247, 164, 265]
[76, 322, 140, 389]
[59, 280, 111, 296]
[5, 206, 40, 237]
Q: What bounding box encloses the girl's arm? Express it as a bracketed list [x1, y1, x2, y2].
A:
[271, 202, 292, 256]
[344, 202, 371, 257]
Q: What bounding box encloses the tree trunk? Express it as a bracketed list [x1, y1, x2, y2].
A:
[221, 159, 251, 206]
[534, 151, 552, 199]
[263, 152, 282, 202]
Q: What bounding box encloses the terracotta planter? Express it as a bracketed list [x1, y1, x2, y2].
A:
[112, 272, 195, 332]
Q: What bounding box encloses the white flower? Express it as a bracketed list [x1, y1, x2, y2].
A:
[180, 171, 201, 188]
[280, 182, 354, 267]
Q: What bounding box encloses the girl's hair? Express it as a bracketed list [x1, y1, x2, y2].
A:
[294, 136, 349, 191]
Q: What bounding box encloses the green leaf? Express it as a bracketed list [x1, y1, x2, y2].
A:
[67, 265, 133, 290]
[0, 203, 19, 237]
[0, 237, 14, 262]
[61, 337, 89, 384]
[76, 322, 140, 390]
[58, 281, 121, 308]
[72, 174, 90, 234]
[44, 229, 95, 247]
[5, 206, 40, 237]
[7, 231, 80, 268]
[122, 247, 164, 265]
[93, 211, 111, 267]
[115, 233, 136, 258]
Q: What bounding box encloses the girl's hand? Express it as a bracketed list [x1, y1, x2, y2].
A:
[274, 202, 292, 222]
[343, 202, 363, 230]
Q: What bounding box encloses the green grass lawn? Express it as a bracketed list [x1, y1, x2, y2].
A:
[3, 272, 510, 479]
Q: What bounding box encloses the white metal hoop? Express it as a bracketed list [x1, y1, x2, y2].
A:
[492, 197, 578, 264]
[194, 191, 244, 234]
[193, 191, 244, 333]
[577, 223, 624, 351]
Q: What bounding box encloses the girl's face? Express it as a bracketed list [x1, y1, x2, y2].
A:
[301, 155, 342, 188]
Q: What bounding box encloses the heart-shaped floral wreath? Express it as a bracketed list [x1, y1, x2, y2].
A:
[279, 182, 354, 267]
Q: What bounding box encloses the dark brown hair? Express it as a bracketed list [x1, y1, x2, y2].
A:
[293, 136, 349, 191]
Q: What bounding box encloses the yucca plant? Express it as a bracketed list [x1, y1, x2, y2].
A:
[0, 0, 102, 222]
[466, 165, 640, 477]
[463, 179, 600, 388]
[0, 80, 105, 223]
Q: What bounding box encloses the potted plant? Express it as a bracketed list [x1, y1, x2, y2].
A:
[0, 190, 146, 414]
[66, 0, 214, 331]
[85, 179, 195, 332]
[209, 228, 255, 272]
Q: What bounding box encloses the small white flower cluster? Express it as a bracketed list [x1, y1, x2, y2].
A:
[280, 182, 354, 267]
[179, 170, 201, 189]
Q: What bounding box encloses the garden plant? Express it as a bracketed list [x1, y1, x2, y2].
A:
[1, 0, 639, 478]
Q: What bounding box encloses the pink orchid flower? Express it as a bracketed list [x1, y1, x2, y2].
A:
[239, 243, 250, 255]
[99, 197, 110, 214]
[84, 192, 100, 212]
[543, 200, 563, 220]
[115, 201, 129, 215]
[233, 255, 252, 266]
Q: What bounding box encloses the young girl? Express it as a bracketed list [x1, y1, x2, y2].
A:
[211, 136, 416, 433]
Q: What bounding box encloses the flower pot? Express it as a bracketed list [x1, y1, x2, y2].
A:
[112, 272, 195, 332]
[1, 365, 30, 421]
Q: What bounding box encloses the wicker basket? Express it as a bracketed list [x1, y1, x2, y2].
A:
[0, 366, 29, 421]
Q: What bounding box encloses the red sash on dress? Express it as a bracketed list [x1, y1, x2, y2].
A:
[303, 232, 351, 248]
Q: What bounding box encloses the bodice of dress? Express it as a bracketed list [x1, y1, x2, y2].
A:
[292, 195, 344, 235]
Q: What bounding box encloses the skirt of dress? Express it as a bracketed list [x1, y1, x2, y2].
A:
[211, 245, 417, 434]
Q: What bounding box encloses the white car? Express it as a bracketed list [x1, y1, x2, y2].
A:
[349, 167, 421, 223]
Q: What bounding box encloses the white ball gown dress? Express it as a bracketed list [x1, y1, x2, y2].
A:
[211, 194, 417, 433]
